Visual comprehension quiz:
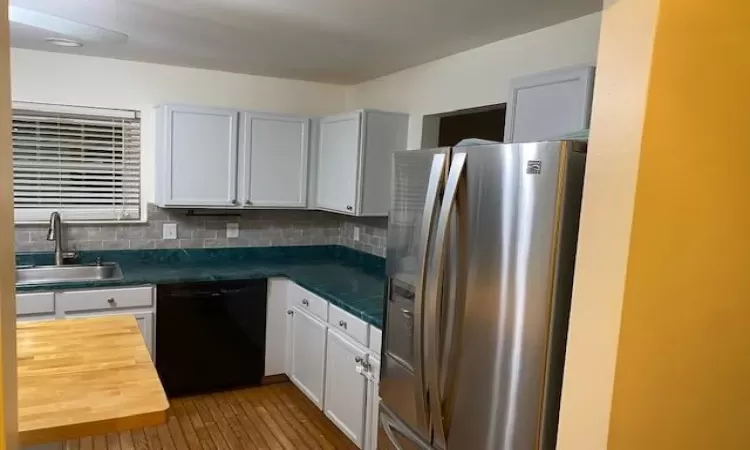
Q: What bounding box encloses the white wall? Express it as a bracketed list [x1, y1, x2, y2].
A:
[346, 13, 602, 148]
[10, 49, 347, 205]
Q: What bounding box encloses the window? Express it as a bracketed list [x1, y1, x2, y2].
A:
[12, 102, 141, 222]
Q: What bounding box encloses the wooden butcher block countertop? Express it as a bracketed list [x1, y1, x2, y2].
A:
[17, 315, 169, 446]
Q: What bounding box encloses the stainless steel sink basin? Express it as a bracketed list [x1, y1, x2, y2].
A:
[16, 263, 123, 286]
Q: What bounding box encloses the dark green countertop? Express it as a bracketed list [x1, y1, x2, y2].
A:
[15, 246, 387, 328]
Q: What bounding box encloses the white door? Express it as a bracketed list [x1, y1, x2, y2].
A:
[325, 329, 368, 448]
[504, 66, 595, 142]
[163, 105, 239, 206]
[241, 114, 309, 207]
[289, 307, 328, 408]
[316, 112, 361, 214]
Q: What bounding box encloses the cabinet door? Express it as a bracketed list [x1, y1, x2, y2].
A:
[241, 114, 309, 207]
[316, 112, 361, 214]
[325, 329, 368, 448]
[289, 307, 328, 408]
[162, 105, 239, 206]
[134, 312, 155, 359]
[504, 66, 595, 142]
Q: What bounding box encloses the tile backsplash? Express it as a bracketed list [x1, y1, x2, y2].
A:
[14, 204, 388, 257]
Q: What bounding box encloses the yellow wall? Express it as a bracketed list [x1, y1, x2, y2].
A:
[608, 0, 750, 448]
[556, 0, 660, 447]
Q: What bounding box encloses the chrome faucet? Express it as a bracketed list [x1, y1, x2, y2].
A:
[46, 211, 66, 265]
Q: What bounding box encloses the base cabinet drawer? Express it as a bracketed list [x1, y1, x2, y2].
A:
[16, 292, 55, 317]
[288, 283, 329, 321]
[58, 286, 153, 313]
[329, 304, 369, 346]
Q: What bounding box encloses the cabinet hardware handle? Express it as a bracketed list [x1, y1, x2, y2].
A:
[245, 200, 252, 205]
[287, 310, 294, 315]
[346, 205, 353, 211]
[107, 297, 115, 304]
[338, 320, 347, 329]
[302, 299, 309, 306]
[355, 356, 363, 364]
[401, 308, 413, 317]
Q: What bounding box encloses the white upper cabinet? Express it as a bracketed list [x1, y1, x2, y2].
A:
[504, 66, 595, 143]
[240, 113, 309, 208]
[316, 110, 408, 216]
[156, 105, 239, 207]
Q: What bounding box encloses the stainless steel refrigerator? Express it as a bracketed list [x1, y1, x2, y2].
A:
[379, 141, 587, 450]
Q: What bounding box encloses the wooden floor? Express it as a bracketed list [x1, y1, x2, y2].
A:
[64, 382, 358, 450]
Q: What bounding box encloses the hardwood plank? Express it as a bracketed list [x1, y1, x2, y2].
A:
[144, 425, 161, 449]
[268, 384, 335, 450]
[279, 384, 357, 450]
[165, 403, 191, 450]
[157, 422, 177, 450]
[241, 387, 299, 450]
[80, 436, 93, 450]
[106, 432, 121, 450]
[202, 393, 248, 450]
[67, 383, 357, 450]
[92, 434, 106, 450]
[130, 428, 149, 450]
[231, 390, 284, 450]
[255, 386, 313, 450]
[119, 431, 135, 450]
[182, 397, 219, 450]
[171, 398, 203, 450]
[193, 393, 230, 449]
[219, 391, 272, 450]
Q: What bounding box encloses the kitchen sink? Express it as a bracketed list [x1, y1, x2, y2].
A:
[16, 263, 123, 286]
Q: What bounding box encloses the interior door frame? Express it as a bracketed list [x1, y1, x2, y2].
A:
[0, 1, 19, 447]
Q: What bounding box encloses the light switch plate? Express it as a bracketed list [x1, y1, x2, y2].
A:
[353, 226, 361, 241]
[227, 223, 240, 238]
[162, 223, 177, 240]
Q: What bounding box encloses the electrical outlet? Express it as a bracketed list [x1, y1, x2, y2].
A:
[162, 223, 177, 240]
[353, 226, 361, 241]
[227, 223, 240, 239]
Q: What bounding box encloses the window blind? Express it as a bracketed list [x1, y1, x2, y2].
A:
[12, 103, 141, 222]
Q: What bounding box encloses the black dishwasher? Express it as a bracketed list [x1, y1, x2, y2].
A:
[155, 279, 267, 397]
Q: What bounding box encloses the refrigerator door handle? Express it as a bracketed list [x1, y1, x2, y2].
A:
[413, 152, 447, 433]
[425, 151, 467, 444]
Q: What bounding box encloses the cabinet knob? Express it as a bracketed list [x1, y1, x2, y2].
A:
[346, 205, 353, 211]
[338, 320, 348, 329]
[302, 299, 309, 306]
[245, 200, 252, 206]
[231, 199, 239, 205]
[355, 356, 363, 364]
[107, 297, 116, 304]
[287, 310, 294, 315]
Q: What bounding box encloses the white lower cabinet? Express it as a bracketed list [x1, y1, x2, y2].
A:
[324, 329, 369, 448]
[275, 281, 384, 449]
[16, 286, 156, 358]
[288, 306, 328, 408]
[365, 356, 381, 450]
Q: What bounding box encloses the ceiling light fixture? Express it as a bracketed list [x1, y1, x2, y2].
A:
[45, 37, 83, 48]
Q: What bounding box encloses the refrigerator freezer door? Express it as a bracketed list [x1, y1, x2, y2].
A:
[379, 404, 433, 450]
[446, 142, 586, 450]
[382, 148, 449, 444]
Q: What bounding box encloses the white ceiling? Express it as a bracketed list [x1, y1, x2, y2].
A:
[9, 0, 602, 84]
